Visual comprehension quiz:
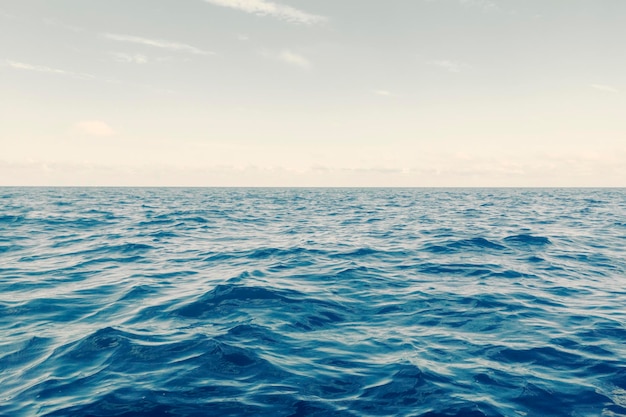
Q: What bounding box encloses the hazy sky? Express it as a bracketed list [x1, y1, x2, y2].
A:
[1, 0, 624, 186]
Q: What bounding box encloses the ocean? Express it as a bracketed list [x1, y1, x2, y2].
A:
[1, 187, 625, 416]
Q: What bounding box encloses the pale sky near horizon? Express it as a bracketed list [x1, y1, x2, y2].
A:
[1, 0, 624, 186]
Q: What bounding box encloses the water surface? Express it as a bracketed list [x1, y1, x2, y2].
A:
[1, 188, 625, 416]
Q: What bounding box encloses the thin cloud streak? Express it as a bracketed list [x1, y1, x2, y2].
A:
[203, 0, 326, 25]
[459, 0, 498, 11]
[591, 84, 619, 93]
[278, 50, 311, 69]
[110, 52, 149, 64]
[5, 60, 173, 93]
[5, 60, 95, 79]
[429, 59, 469, 73]
[102, 33, 214, 55]
[373, 89, 395, 97]
[43, 17, 83, 32]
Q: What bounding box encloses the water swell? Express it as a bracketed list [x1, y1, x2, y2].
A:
[1, 188, 625, 416]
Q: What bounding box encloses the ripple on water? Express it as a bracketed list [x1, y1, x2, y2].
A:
[1, 188, 625, 417]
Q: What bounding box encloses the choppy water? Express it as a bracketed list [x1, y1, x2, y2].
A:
[1, 188, 625, 417]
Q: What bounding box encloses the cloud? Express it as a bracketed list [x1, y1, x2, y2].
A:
[43, 17, 83, 32]
[102, 33, 214, 55]
[203, 0, 326, 25]
[0, 9, 17, 20]
[110, 52, 149, 64]
[5, 59, 176, 93]
[73, 120, 116, 137]
[429, 59, 469, 73]
[278, 50, 311, 69]
[591, 84, 619, 93]
[459, 0, 498, 11]
[5, 60, 95, 79]
[373, 89, 395, 97]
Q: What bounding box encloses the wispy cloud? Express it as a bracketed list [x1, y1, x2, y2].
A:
[102, 33, 214, 55]
[5, 60, 176, 93]
[110, 52, 149, 64]
[5, 60, 95, 79]
[459, 0, 498, 11]
[373, 89, 396, 97]
[0, 8, 17, 20]
[429, 59, 469, 73]
[43, 17, 83, 32]
[73, 120, 116, 137]
[278, 50, 311, 69]
[591, 84, 619, 94]
[203, 0, 326, 25]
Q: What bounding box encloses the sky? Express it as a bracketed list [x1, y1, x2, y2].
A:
[1, 0, 625, 186]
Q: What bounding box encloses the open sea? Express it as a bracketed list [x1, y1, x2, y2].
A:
[1, 187, 625, 417]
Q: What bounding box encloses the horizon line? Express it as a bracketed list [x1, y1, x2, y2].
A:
[1, 185, 623, 189]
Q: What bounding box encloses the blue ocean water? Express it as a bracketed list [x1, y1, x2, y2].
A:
[1, 188, 625, 417]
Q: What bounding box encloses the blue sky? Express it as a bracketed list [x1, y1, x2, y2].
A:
[1, 0, 624, 186]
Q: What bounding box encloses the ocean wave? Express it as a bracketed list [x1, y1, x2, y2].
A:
[1, 188, 625, 416]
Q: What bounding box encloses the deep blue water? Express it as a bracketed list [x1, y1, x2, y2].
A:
[1, 188, 625, 417]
